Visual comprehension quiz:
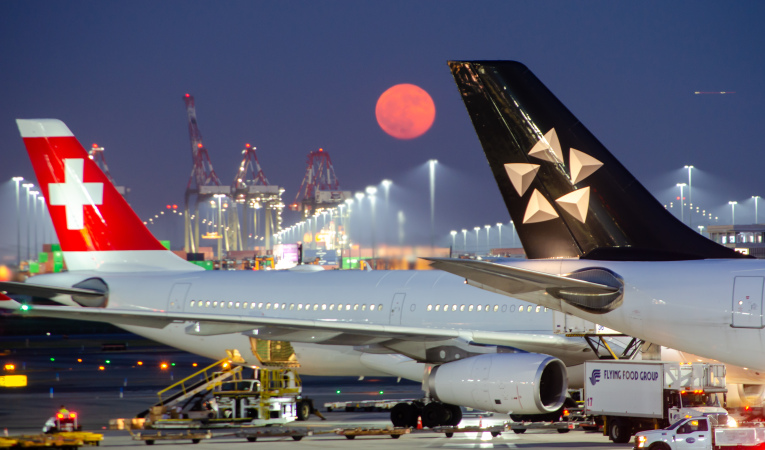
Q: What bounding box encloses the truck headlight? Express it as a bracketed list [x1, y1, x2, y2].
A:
[636, 435, 647, 448]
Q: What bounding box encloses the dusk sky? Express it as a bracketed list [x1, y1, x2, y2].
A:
[1, 1, 764, 261]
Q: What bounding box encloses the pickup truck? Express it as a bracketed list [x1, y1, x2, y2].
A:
[635, 415, 765, 450]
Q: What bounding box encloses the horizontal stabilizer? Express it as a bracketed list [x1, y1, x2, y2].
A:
[423, 258, 617, 296]
[0, 281, 105, 298]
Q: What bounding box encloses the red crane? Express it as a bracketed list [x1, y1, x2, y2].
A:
[290, 148, 342, 217]
[184, 94, 222, 189]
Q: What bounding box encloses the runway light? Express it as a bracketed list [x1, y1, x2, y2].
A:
[379, 390, 384, 395]
[105, 360, 111, 364]
[98, 366, 105, 371]
[192, 363, 198, 367]
[50, 358, 55, 362]
[171, 363, 176, 367]
[137, 361, 143, 366]
[160, 363, 168, 370]
[77, 359, 82, 363]
[336, 389, 341, 394]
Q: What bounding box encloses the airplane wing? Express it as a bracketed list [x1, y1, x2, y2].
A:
[0, 299, 583, 351]
[423, 257, 618, 296]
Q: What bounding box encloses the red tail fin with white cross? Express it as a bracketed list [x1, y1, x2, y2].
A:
[17, 119, 198, 272]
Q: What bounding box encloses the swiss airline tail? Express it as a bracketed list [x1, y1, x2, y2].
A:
[16, 119, 199, 272]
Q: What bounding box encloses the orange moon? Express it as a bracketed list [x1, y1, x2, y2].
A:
[375, 84, 436, 140]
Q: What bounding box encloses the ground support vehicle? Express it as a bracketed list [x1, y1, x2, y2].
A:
[324, 399, 406, 412]
[234, 427, 312, 442]
[584, 361, 728, 444]
[128, 429, 212, 445]
[2, 434, 85, 449]
[148, 365, 312, 428]
[635, 415, 765, 449]
[335, 427, 410, 440]
[57, 432, 104, 446]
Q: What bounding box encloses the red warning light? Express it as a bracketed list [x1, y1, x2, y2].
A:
[166, 205, 171, 209]
[92, 143, 98, 148]
[197, 143, 203, 148]
[319, 148, 323, 152]
[172, 205, 178, 209]
[245, 143, 251, 148]
[185, 93, 190, 97]
[70, 412, 77, 418]
[57, 413, 64, 419]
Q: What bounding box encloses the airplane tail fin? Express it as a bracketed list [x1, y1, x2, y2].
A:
[448, 61, 744, 260]
[16, 119, 200, 271]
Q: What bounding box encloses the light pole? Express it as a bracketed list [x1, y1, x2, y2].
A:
[22, 183, 34, 262]
[697, 225, 704, 236]
[428, 159, 438, 248]
[12, 177, 23, 267]
[450, 230, 457, 255]
[31, 190, 39, 260]
[729, 201, 737, 226]
[684, 165, 694, 226]
[461, 229, 467, 252]
[366, 186, 377, 260]
[497, 223, 503, 248]
[485, 225, 491, 254]
[676, 183, 686, 224]
[39, 194, 49, 250]
[381, 179, 392, 245]
[510, 220, 515, 248]
[214, 194, 225, 259]
[397, 211, 405, 248]
[753, 196, 761, 224]
[474, 227, 480, 254]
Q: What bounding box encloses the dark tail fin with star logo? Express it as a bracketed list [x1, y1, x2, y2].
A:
[449, 61, 744, 260]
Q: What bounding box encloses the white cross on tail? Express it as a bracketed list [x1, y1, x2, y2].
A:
[48, 159, 104, 230]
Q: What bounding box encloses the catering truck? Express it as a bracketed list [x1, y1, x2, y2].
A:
[584, 361, 728, 444]
[635, 414, 765, 449]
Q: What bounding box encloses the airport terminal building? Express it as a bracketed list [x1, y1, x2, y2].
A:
[707, 225, 765, 258]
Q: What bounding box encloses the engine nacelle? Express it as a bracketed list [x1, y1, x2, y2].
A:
[427, 353, 567, 415]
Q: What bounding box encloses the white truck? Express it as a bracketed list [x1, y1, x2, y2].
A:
[635, 414, 765, 450]
[584, 360, 728, 444]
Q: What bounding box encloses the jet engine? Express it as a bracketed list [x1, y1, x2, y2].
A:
[427, 353, 567, 414]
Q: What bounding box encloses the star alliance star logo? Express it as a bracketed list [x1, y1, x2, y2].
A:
[504, 128, 603, 225]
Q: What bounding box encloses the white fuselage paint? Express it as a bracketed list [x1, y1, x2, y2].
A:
[31, 269, 592, 382]
[499, 259, 765, 372]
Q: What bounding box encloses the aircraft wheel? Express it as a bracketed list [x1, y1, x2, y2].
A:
[512, 429, 526, 434]
[421, 403, 447, 428]
[445, 404, 462, 426]
[390, 403, 417, 428]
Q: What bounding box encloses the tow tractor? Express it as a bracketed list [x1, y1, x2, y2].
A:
[44, 411, 81, 433]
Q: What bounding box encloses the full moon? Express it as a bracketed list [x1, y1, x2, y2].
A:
[375, 84, 436, 140]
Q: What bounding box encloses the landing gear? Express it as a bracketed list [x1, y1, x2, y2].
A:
[390, 401, 461, 428]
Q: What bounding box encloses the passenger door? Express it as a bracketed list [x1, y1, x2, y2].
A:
[167, 283, 191, 312]
[389, 293, 405, 325]
[732, 277, 764, 328]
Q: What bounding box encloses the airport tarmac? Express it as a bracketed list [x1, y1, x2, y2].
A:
[0, 333, 634, 449]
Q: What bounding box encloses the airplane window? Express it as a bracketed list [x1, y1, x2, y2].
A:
[459, 305, 465, 312]
[314, 304, 319, 311]
[362, 304, 367, 311]
[528, 306, 533, 313]
[544, 307, 548, 312]
[305, 303, 311, 310]
[410, 304, 416, 312]
[451, 305, 457, 311]
[536, 306, 541, 312]
[243, 302, 248, 309]
[322, 304, 327, 310]
[346, 304, 351, 311]
[298, 304, 303, 310]
[353, 304, 359, 311]
[205, 301, 211, 307]
[289, 304, 294, 310]
[477, 305, 482, 311]
[190, 300, 195, 307]
[274, 303, 280, 309]
[485, 304, 490, 312]
[519, 305, 524, 312]
[378, 304, 383, 311]
[493, 305, 499, 312]
[369, 304, 374, 311]
[235, 302, 240, 308]
[281, 303, 286, 310]
[213, 301, 218, 308]
[443, 304, 448, 311]
[501, 305, 507, 312]
[258, 302, 263, 309]
[468, 305, 474, 312]
[510, 305, 516, 312]
[329, 304, 335, 310]
[427, 305, 432, 311]
[266, 303, 271, 309]
[435, 305, 441, 311]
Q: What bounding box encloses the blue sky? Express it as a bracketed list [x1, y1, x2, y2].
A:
[1, 1, 764, 260]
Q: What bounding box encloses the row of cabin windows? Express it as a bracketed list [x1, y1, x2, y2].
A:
[186, 300, 545, 314]
[426, 304, 546, 313]
[187, 300, 384, 312]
